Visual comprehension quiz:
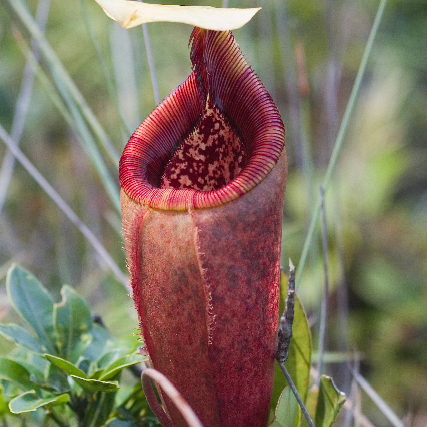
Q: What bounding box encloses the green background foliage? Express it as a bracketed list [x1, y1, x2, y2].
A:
[0, 0, 426, 425]
[0, 264, 152, 426]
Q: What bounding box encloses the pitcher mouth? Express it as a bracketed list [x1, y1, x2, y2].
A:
[119, 28, 285, 211]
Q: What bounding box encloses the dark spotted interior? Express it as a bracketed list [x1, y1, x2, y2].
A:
[160, 103, 247, 192]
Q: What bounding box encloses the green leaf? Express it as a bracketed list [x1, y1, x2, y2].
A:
[94, 349, 122, 369]
[0, 384, 8, 416]
[94, 335, 139, 369]
[300, 387, 319, 427]
[76, 357, 91, 376]
[0, 357, 34, 391]
[89, 368, 104, 380]
[273, 272, 312, 408]
[315, 376, 346, 427]
[9, 390, 68, 413]
[269, 388, 299, 427]
[0, 324, 46, 354]
[71, 375, 119, 393]
[98, 353, 146, 381]
[69, 335, 94, 363]
[9, 351, 50, 382]
[44, 354, 87, 378]
[42, 364, 71, 394]
[6, 264, 55, 354]
[117, 385, 150, 417]
[53, 285, 93, 360]
[84, 324, 115, 362]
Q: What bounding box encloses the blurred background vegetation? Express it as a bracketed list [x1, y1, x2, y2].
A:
[0, 0, 426, 426]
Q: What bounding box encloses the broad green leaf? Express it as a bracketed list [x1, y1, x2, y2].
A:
[9, 351, 50, 381]
[71, 375, 119, 393]
[95, 337, 139, 368]
[70, 334, 94, 363]
[0, 324, 46, 354]
[9, 390, 68, 413]
[43, 364, 71, 394]
[76, 357, 91, 376]
[273, 272, 312, 408]
[54, 285, 93, 360]
[6, 264, 55, 354]
[93, 334, 139, 371]
[89, 368, 104, 380]
[119, 386, 153, 420]
[269, 388, 299, 427]
[98, 353, 147, 381]
[315, 376, 346, 427]
[300, 387, 319, 427]
[94, 0, 260, 31]
[28, 373, 70, 395]
[96, 349, 124, 369]
[0, 357, 34, 391]
[84, 324, 115, 362]
[44, 354, 87, 378]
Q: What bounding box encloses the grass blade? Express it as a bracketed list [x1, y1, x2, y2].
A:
[78, 0, 132, 135]
[4, 0, 120, 166]
[141, 23, 160, 106]
[355, 374, 404, 427]
[316, 186, 329, 386]
[49, 67, 121, 212]
[4, 0, 122, 213]
[0, 0, 51, 217]
[0, 124, 129, 289]
[110, 24, 140, 132]
[12, 32, 121, 214]
[296, 0, 389, 286]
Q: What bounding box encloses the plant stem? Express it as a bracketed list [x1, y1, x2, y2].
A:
[296, 0, 389, 287]
[276, 260, 296, 363]
[88, 393, 105, 427]
[316, 185, 329, 386]
[278, 362, 315, 427]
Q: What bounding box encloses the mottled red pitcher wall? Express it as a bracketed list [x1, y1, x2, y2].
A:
[120, 27, 287, 427]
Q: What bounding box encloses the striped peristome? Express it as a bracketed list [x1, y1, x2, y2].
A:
[119, 28, 285, 210]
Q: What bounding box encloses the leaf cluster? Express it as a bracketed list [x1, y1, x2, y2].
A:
[0, 264, 155, 427]
[269, 272, 345, 427]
